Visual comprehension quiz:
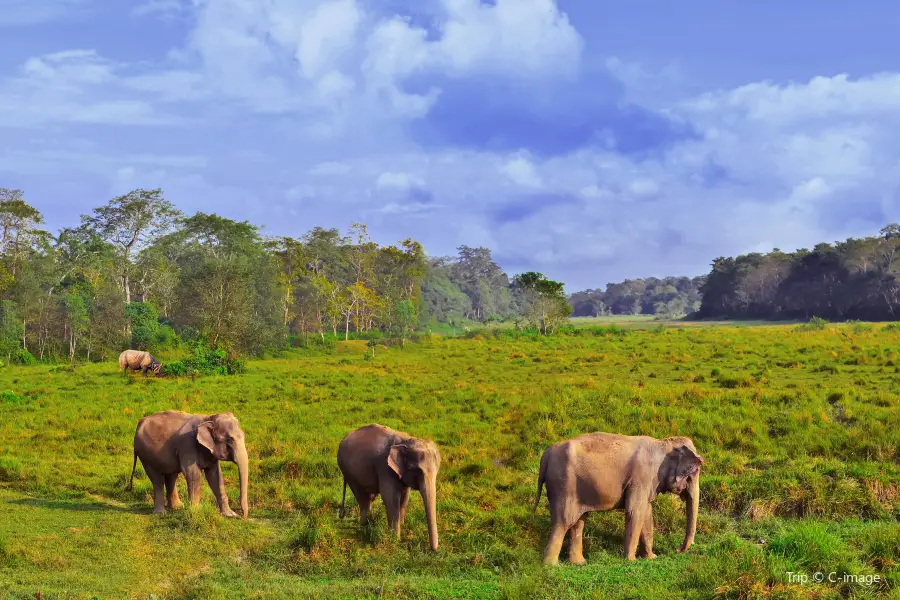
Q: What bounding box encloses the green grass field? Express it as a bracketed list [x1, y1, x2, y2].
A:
[1, 323, 898, 599]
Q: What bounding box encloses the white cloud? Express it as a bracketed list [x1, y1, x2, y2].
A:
[131, 0, 186, 19]
[286, 184, 316, 201]
[436, 0, 582, 79]
[687, 73, 900, 124]
[500, 155, 543, 188]
[375, 171, 425, 190]
[375, 201, 440, 215]
[627, 178, 659, 197]
[788, 177, 831, 203]
[0, 50, 181, 126]
[294, 0, 361, 80]
[579, 185, 608, 199]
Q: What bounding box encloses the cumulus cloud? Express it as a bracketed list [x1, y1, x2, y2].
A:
[3, 1, 900, 290]
[376, 171, 425, 191]
[0, 50, 182, 126]
[500, 155, 543, 188]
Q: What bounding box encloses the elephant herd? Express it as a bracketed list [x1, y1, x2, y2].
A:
[127, 409, 705, 564]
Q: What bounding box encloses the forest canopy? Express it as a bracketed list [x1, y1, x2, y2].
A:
[4, 185, 897, 365]
[696, 224, 900, 321]
[0, 188, 569, 363]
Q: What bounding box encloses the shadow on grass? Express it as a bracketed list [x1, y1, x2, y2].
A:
[7, 496, 145, 515]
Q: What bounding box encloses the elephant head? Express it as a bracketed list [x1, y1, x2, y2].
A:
[660, 438, 704, 553]
[197, 412, 249, 519]
[388, 438, 441, 551]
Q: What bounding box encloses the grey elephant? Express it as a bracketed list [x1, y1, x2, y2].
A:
[534, 432, 704, 564]
[127, 410, 249, 519]
[119, 349, 162, 376]
[337, 424, 441, 551]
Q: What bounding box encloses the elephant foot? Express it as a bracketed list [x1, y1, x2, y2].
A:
[569, 555, 587, 566]
[642, 552, 657, 560]
[153, 507, 167, 515]
[169, 501, 183, 510]
[220, 508, 239, 518]
[625, 554, 638, 561]
[542, 557, 560, 567]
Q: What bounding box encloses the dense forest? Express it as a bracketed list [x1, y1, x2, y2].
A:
[696, 224, 900, 321]
[0, 187, 570, 363]
[568, 276, 706, 319]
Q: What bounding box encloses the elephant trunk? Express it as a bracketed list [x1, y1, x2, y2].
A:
[234, 440, 249, 519]
[421, 472, 439, 551]
[680, 474, 700, 552]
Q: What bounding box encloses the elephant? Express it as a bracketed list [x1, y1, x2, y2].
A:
[534, 432, 704, 564]
[337, 424, 441, 551]
[119, 349, 162, 376]
[127, 410, 249, 519]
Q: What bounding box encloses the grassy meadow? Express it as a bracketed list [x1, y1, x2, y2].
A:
[0, 322, 899, 599]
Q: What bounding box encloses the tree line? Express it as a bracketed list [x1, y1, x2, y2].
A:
[696, 224, 900, 321]
[568, 276, 706, 319]
[0, 188, 570, 364]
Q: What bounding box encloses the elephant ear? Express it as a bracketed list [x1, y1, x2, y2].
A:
[674, 446, 704, 487]
[196, 420, 216, 453]
[387, 444, 407, 479]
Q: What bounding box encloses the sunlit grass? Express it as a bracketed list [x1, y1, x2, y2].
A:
[0, 323, 898, 598]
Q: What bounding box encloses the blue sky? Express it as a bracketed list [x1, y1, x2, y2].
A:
[1, 0, 899, 291]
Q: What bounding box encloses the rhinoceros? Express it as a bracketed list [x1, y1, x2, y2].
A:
[118, 349, 162, 376]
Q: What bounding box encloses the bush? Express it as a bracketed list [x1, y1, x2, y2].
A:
[794, 316, 828, 332]
[163, 341, 246, 377]
[162, 361, 187, 377]
[11, 349, 36, 365]
[154, 325, 179, 350]
[1, 391, 24, 404]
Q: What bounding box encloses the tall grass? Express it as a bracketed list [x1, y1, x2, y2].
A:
[0, 323, 898, 598]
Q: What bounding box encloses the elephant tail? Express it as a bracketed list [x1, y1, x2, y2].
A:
[126, 451, 137, 491]
[533, 448, 549, 513]
[339, 478, 347, 519]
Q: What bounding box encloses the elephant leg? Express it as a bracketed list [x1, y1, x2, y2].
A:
[348, 482, 374, 526]
[144, 464, 166, 514]
[205, 463, 238, 517]
[397, 487, 410, 531]
[542, 518, 568, 566]
[639, 503, 656, 559]
[623, 490, 649, 561]
[568, 514, 587, 565]
[165, 473, 182, 510]
[379, 477, 403, 536]
[183, 464, 204, 506]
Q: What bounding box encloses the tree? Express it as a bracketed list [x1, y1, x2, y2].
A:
[170, 213, 277, 352]
[513, 272, 572, 334]
[0, 300, 22, 362]
[80, 188, 180, 304]
[0, 189, 47, 279]
[64, 292, 89, 362]
[126, 301, 160, 349]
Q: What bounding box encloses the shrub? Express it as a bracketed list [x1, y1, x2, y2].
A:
[11, 349, 36, 365]
[154, 325, 179, 350]
[162, 361, 187, 377]
[1, 391, 24, 404]
[794, 316, 828, 332]
[163, 341, 246, 377]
